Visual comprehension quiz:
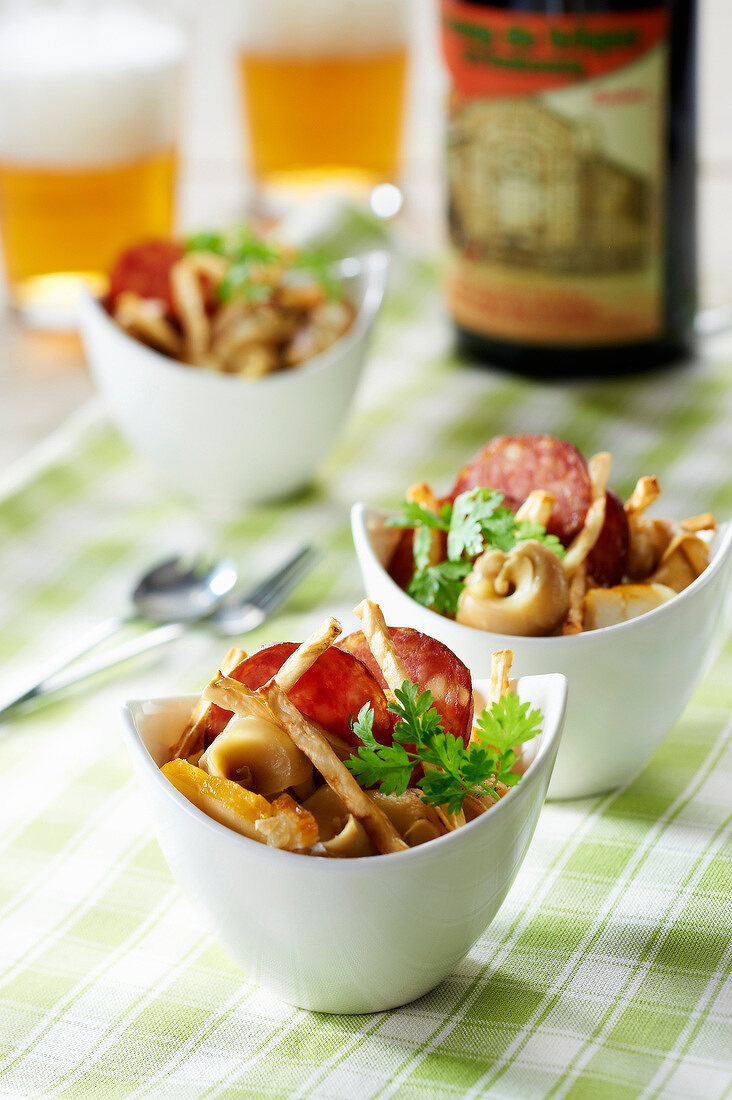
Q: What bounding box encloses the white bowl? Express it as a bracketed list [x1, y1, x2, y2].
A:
[78, 252, 388, 508]
[123, 671, 566, 1014]
[352, 503, 732, 801]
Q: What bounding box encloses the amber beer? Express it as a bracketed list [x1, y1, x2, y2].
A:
[0, 5, 184, 326]
[238, 0, 408, 193]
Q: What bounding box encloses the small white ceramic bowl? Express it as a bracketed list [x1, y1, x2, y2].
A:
[78, 252, 388, 508]
[352, 504, 732, 801]
[123, 671, 566, 1014]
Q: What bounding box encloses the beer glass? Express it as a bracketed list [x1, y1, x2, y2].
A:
[0, 2, 185, 327]
[237, 0, 409, 199]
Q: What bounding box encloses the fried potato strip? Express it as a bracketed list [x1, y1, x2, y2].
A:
[259, 681, 408, 855]
[172, 646, 247, 760]
[562, 562, 587, 635]
[353, 600, 466, 832]
[515, 490, 555, 528]
[563, 452, 611, 574]
[681, 512, 716, 533]
[353, 599, 407, 699]
[406, 482, 443, 566]
[275, 616, 342, 692]
[170, 256, 210, 365]
[625, 475, 661, 517]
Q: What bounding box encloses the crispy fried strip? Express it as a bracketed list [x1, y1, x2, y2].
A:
[624, 475, 661, 517]
[171, 256, 210, 364]
[515, 490, 555, 528]
[562, 561, 587, 635]
[470, 649, 514, 810]
[563, 452, 611, 574]
[202, 673, 274, 723]
[114, 292, 184, 357]
[185, 251, 229, 284]
[255, 793, 319, 851]
[353, 599, 407, 700]
[172, 646, 247, 760]
[275, 617, 341, 693]
[204, 674, 407, 853]
[354, 600, 467, 832]
[260, 681, 408, 854]
[407, 482, 443, 566]
[681, 512, 716, 533]
[488, 648, 513, 707]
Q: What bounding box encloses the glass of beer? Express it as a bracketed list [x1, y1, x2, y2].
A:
[0, 2, 185, 328]
[237, 0, 409, 201]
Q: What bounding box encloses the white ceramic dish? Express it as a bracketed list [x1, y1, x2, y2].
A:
[78, 252, 388, 508]
[352, 503, 732, 801]
[123, 671, 566, 1014]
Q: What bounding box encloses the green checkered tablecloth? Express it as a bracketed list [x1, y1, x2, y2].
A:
[0, 264, 731, 1100]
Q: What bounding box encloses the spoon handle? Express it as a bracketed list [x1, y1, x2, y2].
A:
[0, 614, 130, 718]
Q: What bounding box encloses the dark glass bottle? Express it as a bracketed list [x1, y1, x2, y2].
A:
[441, 0, 696, 375]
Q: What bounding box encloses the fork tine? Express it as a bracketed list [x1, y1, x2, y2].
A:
[232, 547, 314, 611]
[254, 548, 320, 614]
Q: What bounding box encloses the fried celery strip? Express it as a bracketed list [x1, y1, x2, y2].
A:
[625, 475, 661, 517]
[274, 617, 341, 692]
[353, 599, 408, 701]
[563, 452, 611, 574]
[205, 674, 406, 854]
[562, 561, 587, 635]
[515, 490, 555, 528]
[354, 599, 465, 832]
[170, 256, 210, 364]
[407, 482, 443, 566]
[487, 648, 513, 707]
[681, 512, 716, 533]
[467, 648, 514, 812]
[172, 646, 247, 760]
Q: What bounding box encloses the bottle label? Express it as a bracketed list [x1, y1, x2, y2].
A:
[442, 3, 669, 347]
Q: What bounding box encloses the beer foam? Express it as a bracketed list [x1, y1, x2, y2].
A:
[241, 0, 408, 57]
[0, 5, 185, 165]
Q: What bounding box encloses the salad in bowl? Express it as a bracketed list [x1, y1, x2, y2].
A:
[122, 600, 567, 1011]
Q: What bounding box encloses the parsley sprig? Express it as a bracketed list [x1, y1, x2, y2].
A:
[387, 488, 564, 616]
[185, 224, 339, 304]
[345, 680, 543, 816]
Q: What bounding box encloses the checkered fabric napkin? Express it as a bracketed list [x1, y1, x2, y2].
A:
[0, 266, 730, 1100]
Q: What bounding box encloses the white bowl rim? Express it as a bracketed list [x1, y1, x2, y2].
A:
[78, 249, 389, 389]
[123, 670, 566, 870]
[353, 502, 732, 647]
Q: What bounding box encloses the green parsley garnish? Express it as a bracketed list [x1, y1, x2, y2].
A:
[345, 680, 543, 816]
[386, 487, 564, 615]
[185, 224, 339, 304]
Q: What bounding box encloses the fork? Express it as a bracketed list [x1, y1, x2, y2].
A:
[2, 545, 319, 715]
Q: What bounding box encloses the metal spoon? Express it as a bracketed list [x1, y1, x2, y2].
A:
[0, 554, 238, 718]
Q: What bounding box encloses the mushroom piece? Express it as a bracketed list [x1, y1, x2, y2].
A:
[583, 583, 676, 630]
[302, 784, 375, 857]
[626, 516, 674, 580]
[199, 714, 312, 796]
[456, 540, 570, 637]
[649, 532, 710, 593]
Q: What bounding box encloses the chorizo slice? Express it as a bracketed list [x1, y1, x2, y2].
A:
[203, 641, 392, 748]
[339, 626, 474, 748]
[451, 435, 592, 544]
[587, 489, 630, 587]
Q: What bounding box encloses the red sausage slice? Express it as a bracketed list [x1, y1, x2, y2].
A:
[204, 642, 393, 747]
[587, 490, 630, 587]
[387, 528, 418, 590]
[108, 239, 184, 314]
[338, 627, 474, 748]
[451, 435, 592, 544]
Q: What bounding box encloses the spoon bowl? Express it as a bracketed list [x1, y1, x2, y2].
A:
[133, 556, 238, 623]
